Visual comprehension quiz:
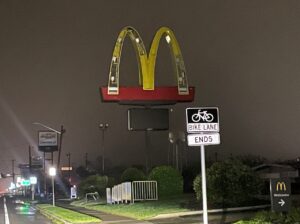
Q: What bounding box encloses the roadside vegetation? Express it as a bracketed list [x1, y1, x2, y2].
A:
[72, 195, 190, 220]
[73, 166, 187, 220]
[234, 207, 300, 224]
[37, 204, 101, 223]
[193, 158, 264, 207]
[71, 157, 270, 220]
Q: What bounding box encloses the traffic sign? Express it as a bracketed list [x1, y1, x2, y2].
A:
[186, 107, 219, 133]
[270, 178, 291, 212]
[21, 179, 31, 186]
[30, 177, 37, 185]
[188, 133, 220, 146]
[185, 106, 220, 224]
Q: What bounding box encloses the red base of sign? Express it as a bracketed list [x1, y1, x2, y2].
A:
[100, 86, 195, 105]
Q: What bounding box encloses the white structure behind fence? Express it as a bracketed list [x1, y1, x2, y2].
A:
[107, 181, 158, 204]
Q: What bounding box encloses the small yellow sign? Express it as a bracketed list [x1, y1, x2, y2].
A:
[276, 182, 287, 191]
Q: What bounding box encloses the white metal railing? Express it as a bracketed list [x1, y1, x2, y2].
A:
[107, 181, 158, 204]
[132, 181, 158, 203]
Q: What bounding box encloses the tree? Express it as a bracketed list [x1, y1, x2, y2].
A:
[121, 167, 146, 182]
[76, 166, 95, 178]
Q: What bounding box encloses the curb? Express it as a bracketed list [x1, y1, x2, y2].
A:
[150, 204, 270, 220]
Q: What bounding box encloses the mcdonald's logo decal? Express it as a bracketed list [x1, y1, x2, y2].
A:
[100, 26, 195, 105]
[276, 182, 287, 191]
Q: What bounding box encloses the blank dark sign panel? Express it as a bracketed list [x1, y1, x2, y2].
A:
[128, 108, 169, 131]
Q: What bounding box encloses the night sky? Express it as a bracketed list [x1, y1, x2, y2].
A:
[0, 1, 300, 174]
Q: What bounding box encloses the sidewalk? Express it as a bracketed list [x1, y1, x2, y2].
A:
[56, 200, 152, 224]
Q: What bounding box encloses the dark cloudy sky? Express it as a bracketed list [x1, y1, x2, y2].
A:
[0, 0, 300, 174]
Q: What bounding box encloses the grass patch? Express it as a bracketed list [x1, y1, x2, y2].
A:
[37, 204, 101, 223]
[71, 195, 191, 220]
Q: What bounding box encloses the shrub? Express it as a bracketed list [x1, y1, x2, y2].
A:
[148, 166, 183, 197]
[193, 158, 263, 207]
[234, 207, 300, 224]
[120, 167, 146, 182]
[78, 175, 109, 197]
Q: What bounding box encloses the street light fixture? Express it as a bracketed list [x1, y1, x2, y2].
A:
[99, 123, 109, 174]
[49, 167, 56, 206]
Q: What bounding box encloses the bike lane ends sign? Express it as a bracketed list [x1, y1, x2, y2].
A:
[188, 133, 220, 146]
[186, 107, 219, 133]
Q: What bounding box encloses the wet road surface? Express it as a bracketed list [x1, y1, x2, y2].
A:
[0, 195, 51, 224]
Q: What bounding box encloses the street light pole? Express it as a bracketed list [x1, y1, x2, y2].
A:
[57, 125, 66, 170]
[99, 123, 108, 175]
[11, 159, 15, 186]
[168, 132, 178, 170]
[49, 167, 56, 207]
[168, 131, 186, 171]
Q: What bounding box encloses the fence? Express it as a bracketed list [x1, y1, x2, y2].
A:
[132, 181, 158, 203]
[108, 181, 158, 204]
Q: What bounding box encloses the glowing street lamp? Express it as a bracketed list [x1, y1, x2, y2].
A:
[49, 167, 56, 206]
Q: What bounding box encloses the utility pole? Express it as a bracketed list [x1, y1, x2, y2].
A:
[66, 153, 71, 183]
[29, 146, 32, 173]
[12, 159, 15, 186]
[85, 153, 88, 169]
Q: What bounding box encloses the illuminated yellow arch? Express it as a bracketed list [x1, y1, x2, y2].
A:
[108, 26, 148, 95]
[148, 27, 188, 95]
[108, 26, 189, 95]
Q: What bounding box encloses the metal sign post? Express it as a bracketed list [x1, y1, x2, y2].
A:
[200, 144, 208, 224]
[186, 107, 220, 224]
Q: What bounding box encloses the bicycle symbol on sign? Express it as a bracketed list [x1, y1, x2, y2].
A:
[191, 110, 214, 122]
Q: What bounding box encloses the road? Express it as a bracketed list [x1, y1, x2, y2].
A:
[0, 195, 51, 224]
[0, 195, 261, 224]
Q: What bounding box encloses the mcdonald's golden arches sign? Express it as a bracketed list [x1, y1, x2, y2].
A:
[100, 26, 195, 105]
